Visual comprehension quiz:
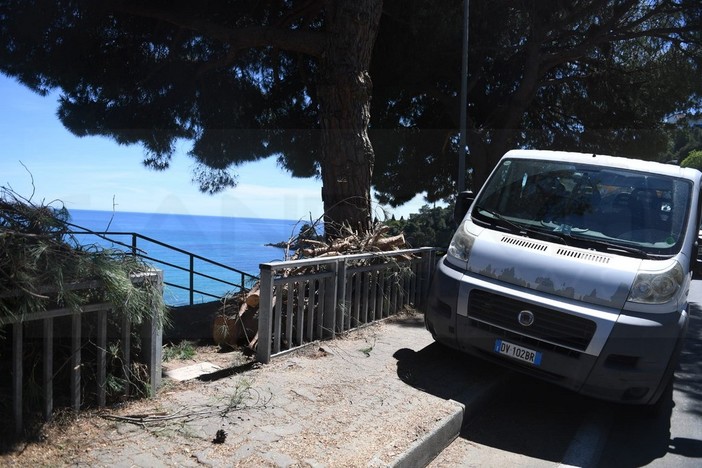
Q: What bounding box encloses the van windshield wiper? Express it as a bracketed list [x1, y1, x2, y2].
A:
[474, 206, 568, 245]
[473, 206, 520, 232]
[566, 234, 650, 259]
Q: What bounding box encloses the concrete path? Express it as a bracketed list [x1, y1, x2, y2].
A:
[4, 312, 507, 467]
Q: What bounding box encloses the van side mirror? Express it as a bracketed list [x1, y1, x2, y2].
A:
[454, 191, 475, 225]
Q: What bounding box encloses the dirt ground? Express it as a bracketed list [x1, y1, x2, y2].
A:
[0, 313, 465, 467]
[0, 344, 253, 466]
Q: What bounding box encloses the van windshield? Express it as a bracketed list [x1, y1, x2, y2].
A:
[473, 158, 693, 256]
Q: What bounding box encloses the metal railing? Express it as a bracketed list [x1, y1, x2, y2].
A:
[256, 247, 438, 363]
[69, 230, 258, 306]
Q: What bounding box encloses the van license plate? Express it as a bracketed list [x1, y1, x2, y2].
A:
[494, 339, 542, 366]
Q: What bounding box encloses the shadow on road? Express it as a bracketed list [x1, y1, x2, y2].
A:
[677, 301, 702, 414]
[393, 342, 507, 407]
[599, 300, 702, 466]
[394, 299, 702, 465]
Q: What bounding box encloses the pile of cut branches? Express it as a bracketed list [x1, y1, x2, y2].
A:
[0, 187, 166, 325]
[293, 223, 406, 259]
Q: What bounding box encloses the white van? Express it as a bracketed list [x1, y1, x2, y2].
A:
[425, 149, 702, 405]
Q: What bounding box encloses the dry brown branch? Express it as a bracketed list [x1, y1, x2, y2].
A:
[373, 233, 405, 250]
[245, 284, 260, 308]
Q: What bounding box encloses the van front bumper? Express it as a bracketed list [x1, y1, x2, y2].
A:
[424, 256, 688, 404]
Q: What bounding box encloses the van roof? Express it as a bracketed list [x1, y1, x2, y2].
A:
[503, 149, 701, 181]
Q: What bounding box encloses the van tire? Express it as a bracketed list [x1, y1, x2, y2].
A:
[643, 376, 674, 418]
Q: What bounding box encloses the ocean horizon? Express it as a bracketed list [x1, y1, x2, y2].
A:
[68, 209, 305, 306]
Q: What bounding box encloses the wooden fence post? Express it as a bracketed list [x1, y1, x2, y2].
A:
[323, 262, 338, 339]
[12, 322, 23, 436]
[97, 310, 107, 407]
[43, 317, 54, 421]
[419, 248, 437, 308]
[256, 264, 275, 363]
[71, 312, 81, 412]
[141, 269, 164, 395]
[336, 259, 347, 334]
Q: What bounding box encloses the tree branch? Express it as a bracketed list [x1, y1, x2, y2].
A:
[108, 2, 326, 57]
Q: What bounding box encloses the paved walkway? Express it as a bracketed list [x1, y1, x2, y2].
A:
[5, 312, 507, 467]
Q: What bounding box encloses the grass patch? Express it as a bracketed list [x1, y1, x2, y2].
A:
[162, 341, 197, 361]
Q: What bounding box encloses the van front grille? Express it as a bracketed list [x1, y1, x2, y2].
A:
[468, 289, 596, 351]
[470, 319, 582, 359]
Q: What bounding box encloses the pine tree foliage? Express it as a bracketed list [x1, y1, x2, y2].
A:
[0, 0, 382, 235]
[0, 187, 167, 325]
[372, 0, 702, 204]
[0, 1, 699, 223]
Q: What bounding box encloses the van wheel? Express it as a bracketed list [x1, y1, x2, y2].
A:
[642, 376, 674, 418]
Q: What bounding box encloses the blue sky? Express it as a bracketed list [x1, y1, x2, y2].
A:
[0, 73, 427, 221]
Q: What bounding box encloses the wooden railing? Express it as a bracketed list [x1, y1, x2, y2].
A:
[0, 271, 163, 436]
[255, 248, 438, 363]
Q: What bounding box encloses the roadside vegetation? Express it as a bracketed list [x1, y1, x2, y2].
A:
[0, 187, 169, 442]
[681, 149, 702, 171]
[384, 204, 456, 250]
[665, 126, 702, 165]
[0, 187, 167, 324]
[162, 341, 197, 362]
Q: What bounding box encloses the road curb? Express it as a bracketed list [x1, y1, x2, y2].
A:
[390, 370, 512, 468]
[390, 401, 464, 468]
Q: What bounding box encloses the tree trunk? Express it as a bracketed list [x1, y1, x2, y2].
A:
[317, 0, 383, 239]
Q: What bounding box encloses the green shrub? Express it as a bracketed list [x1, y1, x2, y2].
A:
[163, 341, 197, 361]
[680, 149, 702, 171]
[385, 204, 455, 249]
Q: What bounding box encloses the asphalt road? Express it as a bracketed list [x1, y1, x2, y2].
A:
[429, 279, 702, 467]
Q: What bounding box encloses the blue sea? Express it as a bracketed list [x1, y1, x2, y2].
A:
[68, 210, 302, 306]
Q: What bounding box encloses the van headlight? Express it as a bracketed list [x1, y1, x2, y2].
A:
[627, 261, 684, 304]
[448, 220, 476, 262]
